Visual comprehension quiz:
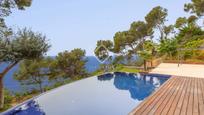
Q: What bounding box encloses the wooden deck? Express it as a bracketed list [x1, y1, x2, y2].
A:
[129, 76, 204, 115]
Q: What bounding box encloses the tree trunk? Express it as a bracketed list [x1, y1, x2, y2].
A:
[39, 83, 43, 93]
[158, 26, 164, 41]
[0, 61, 18, 108]
[150, 60, 153, 68]
[144, 60, 147, 71]
[0, 76, 4, 109]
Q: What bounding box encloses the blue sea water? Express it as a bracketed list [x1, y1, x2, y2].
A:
[2, 56, 101, 92]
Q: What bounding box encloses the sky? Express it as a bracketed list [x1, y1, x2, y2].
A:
[5, 0, 191, 56]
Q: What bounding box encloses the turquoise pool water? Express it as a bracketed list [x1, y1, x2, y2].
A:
[3, 72, 170, 115]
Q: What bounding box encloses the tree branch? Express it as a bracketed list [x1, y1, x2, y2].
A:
[1, 61, 18, 77]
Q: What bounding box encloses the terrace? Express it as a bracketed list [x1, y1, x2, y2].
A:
[150, 63, 204, 78]
[130, 63, 204, 115]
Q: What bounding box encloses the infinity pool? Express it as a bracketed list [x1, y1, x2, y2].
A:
[3, 72, 170, 115]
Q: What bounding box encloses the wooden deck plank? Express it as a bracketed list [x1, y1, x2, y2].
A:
[140, 77, 179, 115]
[201, 79, 204, 104]
[129, 77, 177, 115]
[130, 76, 204, 115]
[174, 77, 190, 115]
[193, 78, 199, 115]
[160, 77, 186, 115]
[197, 78, 204, 115]
[167, 77, 188, 115]
[199, 78, 204, 114]
[151, 77, 183, 114]
[142, 77, 181, 115]
[180, 77, 192, 115]
[187, 78, 194, 115]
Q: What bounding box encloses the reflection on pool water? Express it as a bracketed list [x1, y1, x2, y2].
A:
[3, 72, 170, 115]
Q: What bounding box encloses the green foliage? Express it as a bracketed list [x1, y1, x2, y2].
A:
[14, 48, 88, 95]
[0, 28, 51, 63]
[0, 0, 32, 12]
[130, 21, 153, 39]
[144, 40, 157, 52]
[158, 38, 178, 58]
[0, 28, 50, 108]
[51, 48, 87, 79]
[185, 39, 204, 48]
[117, 66, 139, 73]
[0, 0, 32, 17]
[187, 15, 198, 23]
[113, 31, 128, 53]
[138, 50, 152, 61]
[113, 21, 153, 55]
[15, 0, 32, 9]
[92, 65, 139, 76]
[175, 17, 188, 28]
[175, 16, 198, 30]
[145, 6, 168, 28]
[173, 14, 204, 60]
[175, 23, 204, 46]
[145, 6, 168, 41]
[0, 0, 32, 36]
[14, 58, 52, 93]
[184, 0, 204, 16]
[13, 50, 88, 100]
[183, 39, 204, 58]
[4, 89, 12, 105]
[138, 40, 156, 61]
[95, 6, 170, 70]
[163, 25, 174, 38]
[95, 40, 113, 51]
